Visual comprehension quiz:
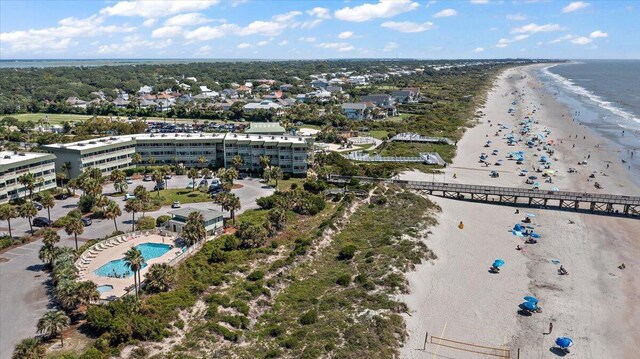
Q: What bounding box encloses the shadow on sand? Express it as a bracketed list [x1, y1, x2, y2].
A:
[550, 347, 568, 356]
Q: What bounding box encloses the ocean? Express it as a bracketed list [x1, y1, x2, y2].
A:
[537, 60, 640, 184]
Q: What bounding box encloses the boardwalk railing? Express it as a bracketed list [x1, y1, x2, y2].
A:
[390, 132, 455, 145]
[328, 175, 640, 216]
[342, 152, 446, 166]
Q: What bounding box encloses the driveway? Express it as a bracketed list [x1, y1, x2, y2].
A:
[0, 175, 273, 357]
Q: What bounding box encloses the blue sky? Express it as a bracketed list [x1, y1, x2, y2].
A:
[0, 0, 638, 59]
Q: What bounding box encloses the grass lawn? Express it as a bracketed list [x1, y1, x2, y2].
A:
[367, 130, 389, 140]
[270, 177, 306, 191]
[154, 188, 212, 206]
[299, 124, 322, 130]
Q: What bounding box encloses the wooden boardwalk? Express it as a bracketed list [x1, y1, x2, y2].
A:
[328, 175, 640, 216]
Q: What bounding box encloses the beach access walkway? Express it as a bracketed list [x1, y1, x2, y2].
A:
[390, 132, 455, 145]
[328, 175, 640, 216]
[342, 152, 446, 166]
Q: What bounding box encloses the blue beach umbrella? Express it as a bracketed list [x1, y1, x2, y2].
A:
[555, 337, 574, 349]
[524, 296, 538, 303]
[531, 233, 541, 239]
[520, 301, 537, 311]
[493, 259, 505, 268]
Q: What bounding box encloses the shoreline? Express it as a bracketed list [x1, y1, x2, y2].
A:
[399, 64, 640, 359]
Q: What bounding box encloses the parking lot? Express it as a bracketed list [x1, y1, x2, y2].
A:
[0, 175, 273, 357]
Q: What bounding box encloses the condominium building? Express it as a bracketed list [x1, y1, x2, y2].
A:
[0, 151, 57, 203]
[43, 132, 312, 178]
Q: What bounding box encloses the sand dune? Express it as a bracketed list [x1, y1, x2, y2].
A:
[399, 65, 640, 359]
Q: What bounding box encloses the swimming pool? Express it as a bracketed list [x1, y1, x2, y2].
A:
[94, 243, 172, 278]
[97, 285, 113, 293]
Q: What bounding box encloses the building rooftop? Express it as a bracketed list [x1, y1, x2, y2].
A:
[244, 122, 286, 134]
[169, 208, 223, 223]
[0, 151, 55, 167]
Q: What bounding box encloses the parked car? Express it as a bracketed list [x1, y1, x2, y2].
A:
[143, 175, 152, 181]
[186, 181, 195, 189]
[164, 174, 172, 179]
[125, 177, 133, 184]
[199, 179, 208, 187]
[210, 188, 223, 195]
[154, 183, 165, 191]
[124, 193, 136, 201]
[54, 193, 70, 200]
[33, 217, 52, 227]
[204, 173, 214, 179]
[81, 217, 92, 226]
[33, 202, 43, 210]
[171, 201, 181, 208]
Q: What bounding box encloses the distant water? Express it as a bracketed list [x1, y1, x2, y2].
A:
[0, 58, 264, 68]
[537, 60, 640, 187]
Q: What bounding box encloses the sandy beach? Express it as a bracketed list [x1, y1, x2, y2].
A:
[399, 65, 640, 359]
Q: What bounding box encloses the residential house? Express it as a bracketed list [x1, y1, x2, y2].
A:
[65, 97, 87, 109]
[277, 98, 296, 107]
[113, 97, 130, 108]
[244, 122, 286, 136]
[310, 79, 329, 89]
[360, 94, 397, 116]
[326, 85, 343, 94]
[243, 100, 283, 113]
[199, 86, 218, 98]
[138, 85, 153, 95]
[262, 91, 283, 100]
[221, 89, 239, 99]
[341, 103, 370, 120]
[167, 208, 223, 238]
[391, 87, 420, 103]
[347, 76, 368, 86]
[279, 84, 294, 91]
[236, 85, 252, 96]
[256, 84, 271, 92]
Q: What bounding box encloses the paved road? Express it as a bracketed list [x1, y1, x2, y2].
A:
[0, 175, 272, 358]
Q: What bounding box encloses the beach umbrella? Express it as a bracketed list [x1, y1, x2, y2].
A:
[514, 224, 523, 231]
[520, 301, 537, 311]
[555, 337, 574, 349]
[531, 233, 541, 239]
[533, 182, 540, 186]
[493, 259, 505, 268]
[524, 296, 539, 303]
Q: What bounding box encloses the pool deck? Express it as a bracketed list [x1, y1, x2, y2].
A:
[77, 233, 182, 299]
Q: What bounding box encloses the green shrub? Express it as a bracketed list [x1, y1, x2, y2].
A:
[221, 235, 239, 251]
[336, 274, 351, 287]
[53, 216, 71, 228]
[209, 248, 227, 263]
[86, 306, 114, 333]
[80, 347, 106, 359]
[337, 244, 357, 260]
[0, 237, 13, 250]
[209, 323, 240, 342]
[220, 315, 249, 329]
[78, 194, 97, 213]
[156, 215, 171, 227]
[136, 216, 156, 230]
[299, 310, 317, 325]
[247, 270, 265, 281]
[231, 300, 250, 315]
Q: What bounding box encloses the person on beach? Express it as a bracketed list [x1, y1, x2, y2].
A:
[546, 322, 553, 335]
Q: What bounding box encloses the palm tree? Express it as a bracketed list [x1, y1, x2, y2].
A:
[104, 200, 122, 232]
[12, 337, 45, 359]
[124, 247, 144, 298]
[262, 167, 273, 184]
[148, 156, 157, 167]
[36, 310, 69, 347]
[259, 155, 270, 170]
[197, 155, 207, 169]
[221, 193, 241, 224]
[42, 228, 60, 246]
[0, 204, 17, 238]
[56, 172, 67, 187]
[114, 181, 128, 194]
[144, 263, 176, 293]
[19, 202, 38, 234]
[61, 161, 72, 179]
[110, 169, 126, 193]
[271, 166, 283, 189]
[40, 193, 55, 222]
[67, 178, 78, 196]
[76, 281, 99, 305]
[232, 155, 243, 170]
[131, 153, 142, 168]
[133, 185, 150, 215]
[152, 170, 163, 197]
[39, 244, 59, 267]
[201, 168, 212, 181]
[124, 199, 143, 231]
[182, 211, 206, 246]
[18, 173, 37, 200]
[187, 168, 199, 192]
[64, 216, 84, 251]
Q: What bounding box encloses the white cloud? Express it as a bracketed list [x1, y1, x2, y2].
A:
[338, 45, 355, 52]
[548, 34, 575, 44]
[100, 0, 220, 18]
[279, 40, 288, 46]
[164, 13, 211, 26]
[562, 1, 589, 13]
[300, 19, 323, 29]
[338, 31, 354, 39]
[183, 24, 239, 41]
[257, 40, 270, 46]
[381, 21, 434, 33]
[316, 42, 350, 49]
[512, 23, 562, 34]
[307, 7, 331, 19]
[197, 45, 212, 54]
[496, 39, 509, 48]
[470, 0, 489, 4]
[230, 0, 248, 7]
[0, 15, 135, 53]
[506, 13, 527, 21]
[433, 8, 457, 18]
[590, 30, 608, 38]
[383, 42, 399, 51]
[151, 25, 182, 38]
[335, 0, 419, 22]
[237, 43, 252, 49]
[272, 11, 302, 22]
[299, 37, 316, 42]
[142, 18, 157, 27]
[513, 34, 529, 41]
[98, 35, 172, 54]
[473, 47, 484, 53]
[237, 21, 286, 36]
[571, 36, 592, 45]
[495, 34, 528, 48]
